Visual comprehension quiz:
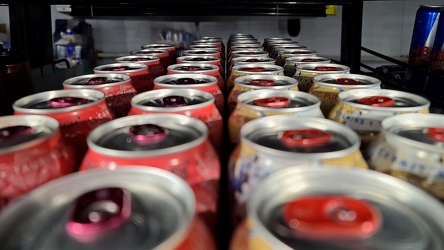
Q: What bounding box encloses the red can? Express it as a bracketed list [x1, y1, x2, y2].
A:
[188, 45, 224, 61]
[0, 115, 75, 209]
[94, 63, 153, 93]
[63, 73, 137, 118]
[115, 55, 165, 78]
[182, 49, 223, 65]
[128, 88, 223, 153]
[13, 89, 113, 166]
[80, 114, 221, 234]
[154, 74, 224, 114]
[130, 48, 174, 69]
[193, 38, 225, 53]
[167, 63, 226, 95]
[141, 43, 179, 62]
[176, 55, 225, 80]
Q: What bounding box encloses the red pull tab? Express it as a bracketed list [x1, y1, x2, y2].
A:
[66, 188, 131, 242]
[253, 97, 290, 108]
[129, 57, 148, 61]
[301, 58, 318, 62]
[163, 95, 188, 107]
[87, 77, 109, 85]
[129, 124, 168, 145]
[314, 66, 339, 71]
[291, 51, 310, 54]
[0, 125, 33, 143]
[426, 127, 444, 141]
[176, 66, 202, 71]
[282, 196, 381, 239]
[280, 129, 332, 147]
[336, 78, 362, 85]
[249, 79, 276, 86]
[48, 97, 90, 108]
[177, 78, 198, 85]
[241, 67, 265, 72]
[105, 66, 131, 71]
[357, 96, 394, 107]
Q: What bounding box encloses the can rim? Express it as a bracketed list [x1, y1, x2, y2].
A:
[312, 73, 381, 89]
[176, 56, 220, 63]
[154, 74, 219, 88]
[296, 63, 350, 73]
[140, 43, 175, 50]
[94, 62, 148, 74]
[234, 75, 298, 89]
[130, 48, 169, 56]
[285, 56, 331, 64]
[167, 63, 219, 74]
[232, 64, 284, 74]
[63, 73, 132, 89]
[115, 55, 160, 63]
[182, 49, 220, 56]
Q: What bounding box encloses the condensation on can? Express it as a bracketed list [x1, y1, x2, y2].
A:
[94, 63, 153, 93]
[294, 63, 350, 92]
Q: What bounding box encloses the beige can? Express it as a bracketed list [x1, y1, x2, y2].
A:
[275, 49, 317, 66]
[283, 56, 331, 77]
[226, 64, 284, 93]
[294, 63, 350, 92]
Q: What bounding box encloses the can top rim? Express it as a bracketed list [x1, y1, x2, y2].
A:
[62, 73, 132, 88]
[312, 73, 382, 88]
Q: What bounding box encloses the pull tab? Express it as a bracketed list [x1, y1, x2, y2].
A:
[357, 96, 395, 107]
[129, 57, 148, 61]
[177, 78, 198, 85]
[105, 66, 130, 71]
[282, 196, 381, 239]
[426, 127, 444, 141]
[239, 52, 256, 55]
[48, 97, 90, 108]
[301, 58, 318, 62]
[129, 124, 168, 145]
[279, 129, 332, 147]
[88, 77, 109, 85]
[291, 51, 310, 54]
[176, 66, 202, 71]
[0, 125, 33, 143]
[190, 58, 208, 61]
[66, 188, 131, 242]
[241, 67, 265, 72]
[249, 79, 276, 86]
[314, 66, 339, 71]
[163, 96, 188, 107]
[336, 78, 362, 85]
[245, 59, 260, 62]
[253, 97, 290, 108]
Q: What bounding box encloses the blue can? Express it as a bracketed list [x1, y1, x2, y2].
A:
[430, 8, 444, 74]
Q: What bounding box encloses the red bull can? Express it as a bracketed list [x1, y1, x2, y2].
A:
[94, 63, 152, 93]
[130, 48, 174, 69]
[294, 63, 351, 92]
[115, 55, 165, 78]
[140, 43, 178, 62]
[283, 56, 332, 77]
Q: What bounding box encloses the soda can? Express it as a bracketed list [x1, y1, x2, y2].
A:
[227, 64, 284, 93]
[229, 57, 275, 77]
[294, 63, 351, 92]
[229, 40, 259, 48]
[229, 50, 269, 66]
[283, 56, 332, 77]
[176, 55, 224, 80]
[154, 73, 224, 114]
[187, 46, 225, 63]
[130, 48, 174, 69]
[140, 43, 178, 62]
[230, 167, 444, 250]
[0, 115, 75, 209]
[13, 89, 113, 166]
[62, 73, 137, 118]
[229, 116, 368, 224]
[167, 63, 225, 95]
[115, 55, 165, 78]
[80, 114, 220, 233]
[367, 113, 444, 199]
[182, 49, 222, 61]
[270, 44, 308, 59]
[194, 38, 225, 53]
[227, 75, 299, 113]
[228, 89, 323, 145]
[428, 8, 444, 93]
[275, 49, 318, 66]
[264, 39, 295, 54]
[128, 88, 223, 153]
[310, 73, 382, 117]
[0, 168, 217, 249]
[94, 63, 152, 93]
[228, 47, 263, 59]
[262, 37, 291, 49]
[328, 89, 430, 151]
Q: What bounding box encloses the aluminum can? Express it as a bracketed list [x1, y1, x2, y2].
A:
[80, 114, 220, 233]
[230, 167, 444, 250]
[294, 63, 351, 92]
[229, 57, 275, 77]
[284, 56, 332, 77]
[228, 39, 259, 48]
[176, 55, 224, 81]
[115, 55, 165, 78]
[194, 38, 225, 53]
[262, 37, 291, 49]
[228, 47, 263, 60]
[227, 75, 299, 113]
[229, 50, 269, 66]
[188, 45, 223, 56]
[167, 63, 225, 95]
[309, 73, 382, 117]
[140, 43, 178, 62]
[328, 89, 430, 151]
[0, 168, 216, 249]
[130, 48, 174, 69]
[264, 39, 295, 54]
[228, 89, 323, 145]
[0, 115, 75, 209]
[367, 113, 444, 200]
[182, 49, 222, 61]
[229, 116, 368, 224]
[275, 49, 317, 66]
[94, 63, 152, 93]
[227, 64, 284, 93]
[430, 7, 444, 75]
[13, 89, 113, 166]
[270, 44, 307, 59]
[128, 88, 223, 153]
[63, 73, 137, 118]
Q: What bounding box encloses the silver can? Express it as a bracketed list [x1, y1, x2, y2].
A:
[275, 49, 318, 66]
[262, 37, 292, 49]
[227, 64, 284, 93]
[283, 56, 332, 77]
[294, 63, 351, 92]
[270, 44, 308, 59]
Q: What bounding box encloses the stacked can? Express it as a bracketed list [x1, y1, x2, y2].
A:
[428, 7, 444, 94]
[193, 37, 225, 55]
[294, 63, 351, 92]
[227, 64, 284, 93]
[94, 63, 153, 93]
[141, 43, 179, 62]
[229, 51, 269, 69]
[230, 167, 444, 250]
[283, 56, 331, 77]
[167, 63, 225, 94]
[182, 50, 223, 68]
[130, 48, 174, 69]
[0, 168, 217, 249]
[0, 115, 75, 209]
[264, 39, 293, 54]
[188, 45, 224, 61]
[115, 55, 165, 77]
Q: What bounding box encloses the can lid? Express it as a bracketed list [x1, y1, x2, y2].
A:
[0, 125, 34, 144]
[240, 67, 266, 72]
[335, 78, 363, 85]
[48, 97, 91, 108]
[250, 79, 276, 86]
[86, 77, 109, 85]
[279, 129, 333, 147]
[282, 196, 381, 239]
[253, 97, 290, 108]
[314, 66, 340, 71]
[357, 96, 395, 107]
[301, 58, 319, 62]
[129, 124, 168, 145]
[105, 65, 131, 71]
[168, 64, 217, 72]
[177, 78, 198, 85]
[162, 96, 188, 107]
[174, 65, 210, 71]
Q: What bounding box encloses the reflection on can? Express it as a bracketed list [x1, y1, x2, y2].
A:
[140, 43, 179, 62]
[130, 48, 174, 69]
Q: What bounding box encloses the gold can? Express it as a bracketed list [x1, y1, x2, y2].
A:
[226, 64, 284, 93]
[227, 75, 298, 113]
[310, 73, 382, 117]
[229, 50, 269, 67]
[228, 57, 275, 78]
[275, 49, 317, 66]
[328, 89, 430, 151]
[294, 63, 350, 92]
[283, 56, 331, 77]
